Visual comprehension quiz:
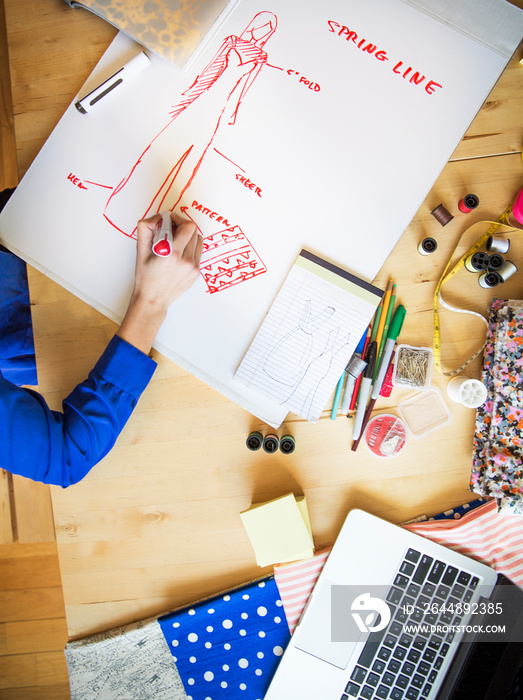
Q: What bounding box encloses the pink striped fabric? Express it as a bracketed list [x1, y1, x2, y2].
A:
[404, 499, 523, 586]
[274, 548, 332, 633]
[274, 500, 523, 633]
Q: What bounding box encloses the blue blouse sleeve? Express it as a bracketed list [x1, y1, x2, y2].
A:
[0, 335, 157, 487]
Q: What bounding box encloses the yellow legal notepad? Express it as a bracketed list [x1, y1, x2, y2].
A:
[240, 493, 314, 567]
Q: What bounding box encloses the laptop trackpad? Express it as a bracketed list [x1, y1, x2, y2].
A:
[294, 579, 356, 670]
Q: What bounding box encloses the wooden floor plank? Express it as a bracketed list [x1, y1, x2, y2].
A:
[0, 552, 63, 590]
[3, 619, 67, 655]
[0, 653, 38, 689]
[0, 0, 70, 695]
[0, 588, 66, 624]
[0, 471, 13, 545]
[0, 685, 70, 700]
[0, 542, 69, 698]
[0, 651, 69, 689]
[0, 541, 58, 560]
[12, 476, 56, 544]
[0, 0, 18, 189]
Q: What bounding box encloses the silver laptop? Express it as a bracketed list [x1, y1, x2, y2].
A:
[265, 509, 522, 700]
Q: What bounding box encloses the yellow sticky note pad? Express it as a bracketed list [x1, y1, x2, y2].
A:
[240, 493, 314, 567]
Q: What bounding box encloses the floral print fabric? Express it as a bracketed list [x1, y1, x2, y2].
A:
[471, 298, 523, 514]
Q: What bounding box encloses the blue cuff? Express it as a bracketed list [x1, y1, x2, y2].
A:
[93, 335, 157, 398]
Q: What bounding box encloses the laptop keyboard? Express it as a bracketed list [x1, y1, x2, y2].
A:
[340, 547, 480, 700]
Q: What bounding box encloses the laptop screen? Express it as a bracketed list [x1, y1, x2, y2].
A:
[439, 575, 523, 699]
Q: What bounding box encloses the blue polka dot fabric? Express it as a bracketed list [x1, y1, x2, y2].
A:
[158, 577, 290, 700]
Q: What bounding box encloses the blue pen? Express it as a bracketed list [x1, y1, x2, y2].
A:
[354, 329, 368, 356]
[330, 371, 346, 419]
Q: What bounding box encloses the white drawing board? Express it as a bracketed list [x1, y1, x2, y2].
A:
[1, 0, 521, 426]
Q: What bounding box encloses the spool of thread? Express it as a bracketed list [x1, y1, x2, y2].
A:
[430, 204, 454, 226]
[478, 271, 501, 288]
[418, 237, 437, 255]
[279, 435, 296, 454]
[447, 376, 487, 408]
[263, 434, 279, 453]
[458, 194, 479, 213]
[497, 260, 518, 282]
[464, 251, 489, 272]
[487, 253, 504, 271]
[246, 431, 263, 451]
[486, 236, 510, 254]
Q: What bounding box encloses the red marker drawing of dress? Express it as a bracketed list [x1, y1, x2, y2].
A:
[104, 12, 277, 293]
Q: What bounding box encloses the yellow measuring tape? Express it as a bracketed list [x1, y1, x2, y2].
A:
[433, 202, 519, 376]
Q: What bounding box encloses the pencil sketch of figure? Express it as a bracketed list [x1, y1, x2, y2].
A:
[104, 11, 278, 239]
[283, 328, 351, 420]
[263, 301, 335, 385]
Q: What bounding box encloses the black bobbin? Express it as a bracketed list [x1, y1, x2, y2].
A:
[464, 251, 489, 272]
[478, 271, 501, 289]
[246, 431, 263, 451]
[279, 436, 296, 454]
[263, 434, 279, 453]
[487, 253, 504, 271]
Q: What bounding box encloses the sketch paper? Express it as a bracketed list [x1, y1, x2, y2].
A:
[1, 0, 522, 426]
[235, 251, 382, 421]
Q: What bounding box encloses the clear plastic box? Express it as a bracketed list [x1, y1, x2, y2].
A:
[398, 388, 452, 438]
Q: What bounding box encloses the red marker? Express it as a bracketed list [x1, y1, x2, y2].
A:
[152, 212, 173, 256]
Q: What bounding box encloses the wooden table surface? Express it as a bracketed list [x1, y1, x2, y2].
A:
[4, 0, 523, 641]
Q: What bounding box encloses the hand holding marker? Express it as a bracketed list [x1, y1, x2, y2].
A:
[152, 212, 175, 256]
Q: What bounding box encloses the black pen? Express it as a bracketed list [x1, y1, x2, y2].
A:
[351, 341, 377, 441]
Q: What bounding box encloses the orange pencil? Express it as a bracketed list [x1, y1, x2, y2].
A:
[374, 279, 393, 353]
[374, 283, 396, 380]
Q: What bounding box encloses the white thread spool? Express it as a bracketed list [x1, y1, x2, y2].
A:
[418, 237, 437, 255]
[478, 270, 501, 288]
[447, 376, 487, 408]
[486, 235, 510, 254]
[498, 260, 518, 282]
